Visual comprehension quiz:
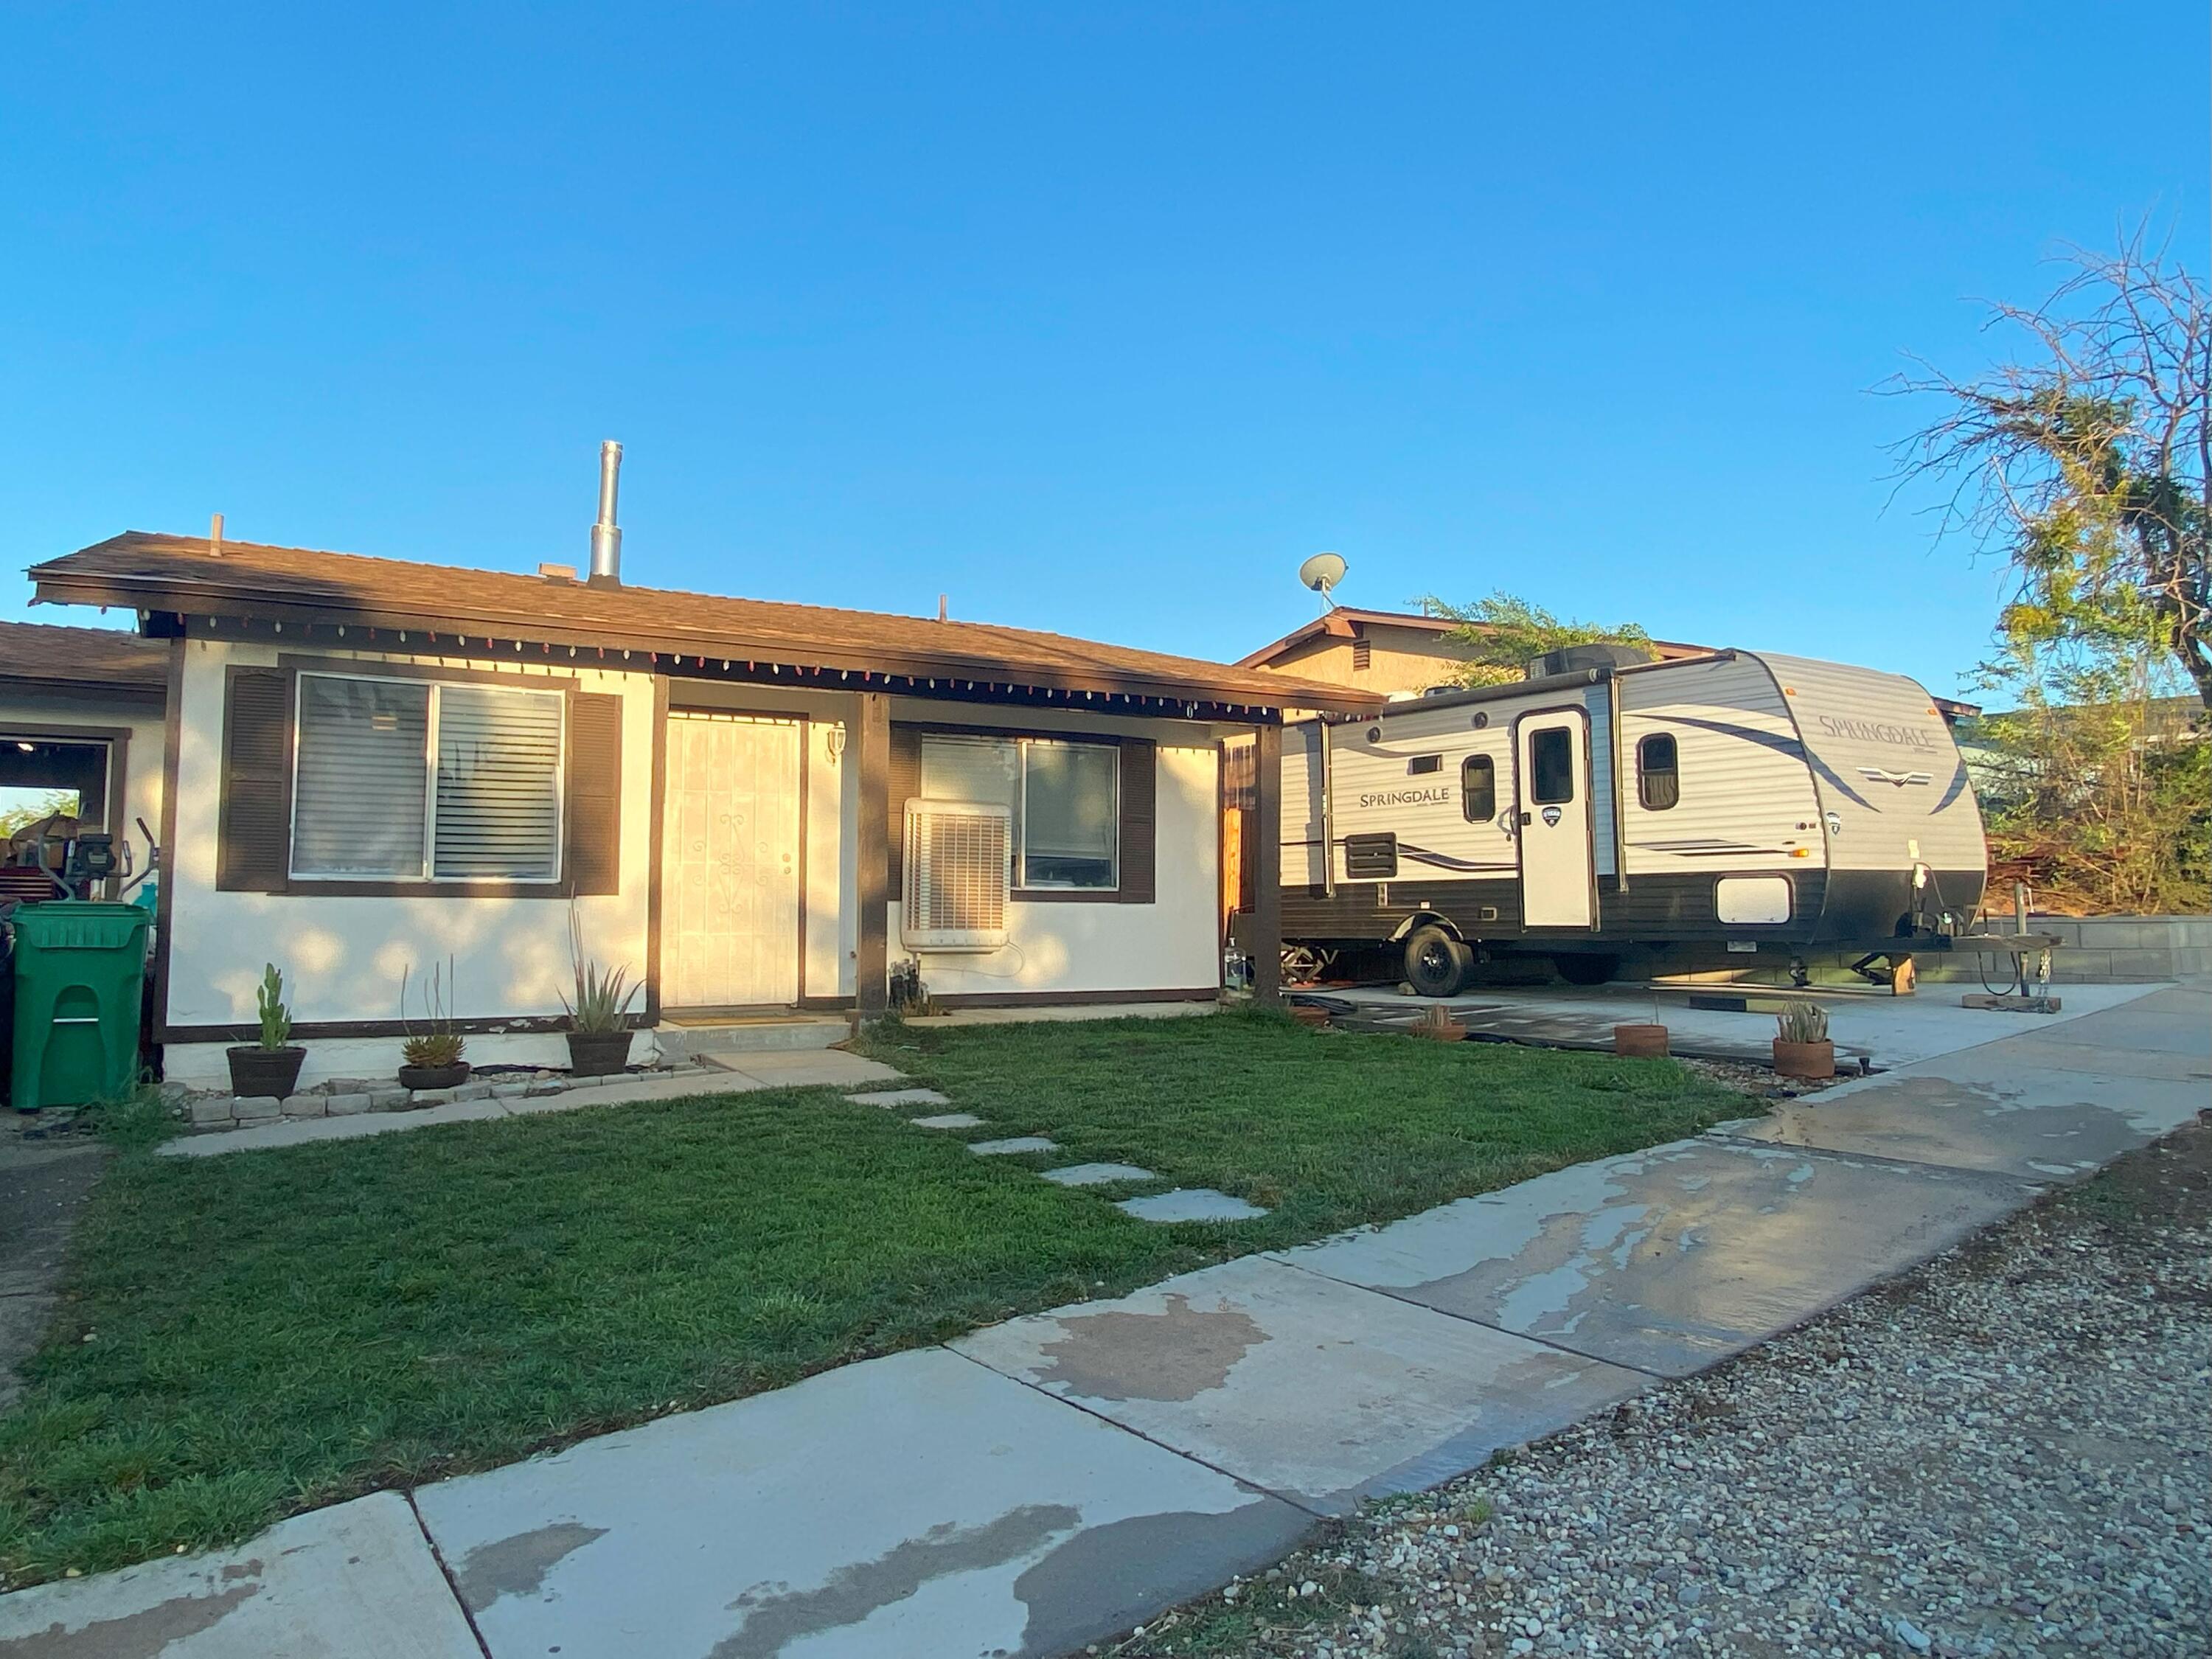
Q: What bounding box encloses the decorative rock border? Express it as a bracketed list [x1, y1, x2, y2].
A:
[175, 1062, 717, 1134]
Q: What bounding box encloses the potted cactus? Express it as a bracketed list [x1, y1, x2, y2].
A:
[226, 963, 307, 1097]
[396, 959, 470, 1091]
[1773, 1000, 1835, 1079]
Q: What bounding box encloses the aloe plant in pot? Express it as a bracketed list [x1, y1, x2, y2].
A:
[226, 964, 307, 1097]
[563, 959, 640, 1077]
[562, 905, 641, 1077]
[397, 959, 470, 1091]
[1773, 1000, 1835, 1079]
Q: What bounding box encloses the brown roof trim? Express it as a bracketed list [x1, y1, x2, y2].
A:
[1234, 608, 1460, 666]
[1237, 606, 1711, 670]
[35, 532, 1386, 719]
[0, 617, 170, 693]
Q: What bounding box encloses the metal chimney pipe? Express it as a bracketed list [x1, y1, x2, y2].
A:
[588, 440, 623, 585]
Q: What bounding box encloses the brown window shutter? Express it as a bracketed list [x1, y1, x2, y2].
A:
[1118, 738, 1156, 904]
[888, 726, 922, 895]
[566, 692, 624, 895]
[218, 667, 295, 891]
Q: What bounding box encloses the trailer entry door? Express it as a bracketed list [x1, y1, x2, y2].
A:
[1514, 712, 1596, 930]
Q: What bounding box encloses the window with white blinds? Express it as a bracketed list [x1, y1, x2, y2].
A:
[917, 732, 1118, 892]
[435, 686, 563, 877]
[293, 677, 431, 876]
[291, 673, 564, 881]
[919, 735, 1020, 815]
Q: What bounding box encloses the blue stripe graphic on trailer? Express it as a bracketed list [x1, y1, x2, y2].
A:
[1660, 713, 1879, 813]
[1933, 757, 1970, 812]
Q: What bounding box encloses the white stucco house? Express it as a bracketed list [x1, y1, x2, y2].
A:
[21, 527, 1376, 1087]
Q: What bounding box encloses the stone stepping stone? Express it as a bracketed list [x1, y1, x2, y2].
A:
[910, 1112, 986, 1130]
[967, 1135, 1059, 1156]
[846, 1088, 951, 1107]
[1041, 1163, 1158, 1187]
[1116, 1188, 1270, 1222]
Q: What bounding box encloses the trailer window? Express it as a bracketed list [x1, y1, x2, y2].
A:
[1528, 728, 1575, 804]
[1638, 733, 1680, 810]
[1461, 754, 1495, 822]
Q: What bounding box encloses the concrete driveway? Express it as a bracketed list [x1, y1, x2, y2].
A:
[1311, 976, 2166, 1067]
[4, 984, 2202, 1659]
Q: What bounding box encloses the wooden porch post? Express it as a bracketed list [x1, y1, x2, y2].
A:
[1251, 720, 1282, 1007]
[855, 691, 891, 1018]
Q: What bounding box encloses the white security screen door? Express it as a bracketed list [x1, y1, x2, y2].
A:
[1514, 711, 1596, 930]
[663, 713, 802, 1007]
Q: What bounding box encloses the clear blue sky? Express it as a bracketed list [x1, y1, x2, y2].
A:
[4, 4, 2205, 700]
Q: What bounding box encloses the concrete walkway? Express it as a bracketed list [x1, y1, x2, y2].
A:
[4, 986, 2203, 1658]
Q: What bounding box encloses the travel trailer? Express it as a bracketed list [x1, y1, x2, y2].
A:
[1270, 644, 1989, 993]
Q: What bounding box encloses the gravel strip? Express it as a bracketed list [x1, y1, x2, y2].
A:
[1109, 1121, 2210, 1659]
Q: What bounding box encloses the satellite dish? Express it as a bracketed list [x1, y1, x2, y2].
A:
[1298, 552, 1348, 610]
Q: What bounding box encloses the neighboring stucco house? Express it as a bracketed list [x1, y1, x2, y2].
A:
[1237, 606, 1978, 722]
[26, 531, 1379, 1088]
[1237, 607, 1709, 705]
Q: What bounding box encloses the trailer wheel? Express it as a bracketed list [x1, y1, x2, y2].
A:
[1554, 953, 1621, 986]
[1403, 925, 1467, 998]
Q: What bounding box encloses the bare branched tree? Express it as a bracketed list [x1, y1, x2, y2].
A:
[1886, 226, 2211, 707]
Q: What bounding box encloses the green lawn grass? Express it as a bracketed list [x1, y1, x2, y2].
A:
[0, 1009, 1744, 1586]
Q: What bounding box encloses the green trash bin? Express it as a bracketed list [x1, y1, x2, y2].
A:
[10, 902, 150, 1112]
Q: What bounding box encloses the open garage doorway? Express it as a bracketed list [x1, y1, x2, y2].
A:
[0, 727, 129, 904]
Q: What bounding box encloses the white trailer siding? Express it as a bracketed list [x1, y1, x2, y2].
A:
[1322, 698, 1520, 885]
[1750, 652, 1986, 875]
[1280, 721, 1326, 887]
[1617, 655, 1819, 879]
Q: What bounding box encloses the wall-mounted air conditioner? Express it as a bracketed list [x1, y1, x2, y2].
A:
[902, 799, 1012, 951]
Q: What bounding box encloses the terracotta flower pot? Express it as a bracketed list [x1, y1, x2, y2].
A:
[1614, 1023, 1669, 1058]
[1773, 1038, 1835, 1080]
[397, 1061, 470, 1092]
[566, 1029, 633, 1078]
[227, 1045, 305, 1098]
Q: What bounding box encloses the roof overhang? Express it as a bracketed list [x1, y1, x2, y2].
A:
[1236, 608, 1455, 667]
[32, 542, 1387, 723]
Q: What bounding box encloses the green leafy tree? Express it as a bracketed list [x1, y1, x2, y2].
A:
[1889, 228, 2209, 708]
[1411, 591, 1652, 688]
[1893, 226, 2211, 913]
[0, 790, 79, 841]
